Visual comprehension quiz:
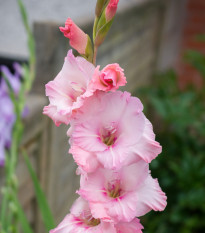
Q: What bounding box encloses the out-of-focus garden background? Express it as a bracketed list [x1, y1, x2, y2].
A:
[0, 0, 204, 232]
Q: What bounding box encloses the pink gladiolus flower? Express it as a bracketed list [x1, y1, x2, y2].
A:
[78, 161, 167, 222]
[115, 218, 143, 233]
[105, 0, 119, 22]
[91, 64, 127, 92]
[60, 18, 88, 55]
[50, 197, 116, 233]
[43, 50, 95, 126]
[69, 91, 162, 170]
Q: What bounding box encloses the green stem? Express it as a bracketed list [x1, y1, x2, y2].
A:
[0, 189, 8, 229]
[93, 17, 99, 42]
[0, 104, 23, 231]
[93, 45, 98, 66]
[0, 0, 36, 231]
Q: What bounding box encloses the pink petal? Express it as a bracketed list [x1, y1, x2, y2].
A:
[89, 202, 113, 222]
[43, 105, 70, 126]
[136, 174, 167, 217]
[105, 192, 139, 222]
[69, 145, 100, 173]
[120, 161, 148, 192]
[91, 63, 127, 92]
[130, 118, 162, 163]
[115, 218, 144, 233]
[78, 169, 107, 203]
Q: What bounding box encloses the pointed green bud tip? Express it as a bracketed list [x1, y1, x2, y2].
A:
[95, 0, 108, 17]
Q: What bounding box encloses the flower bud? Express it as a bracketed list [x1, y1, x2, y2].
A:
[91, 63, 127, 92]
[94, 0, 119, 47]
[105, 0, 119, 22]
[60, 18, 93, 60]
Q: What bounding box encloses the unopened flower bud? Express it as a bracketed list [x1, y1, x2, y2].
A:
[94, 0, 119, 47]
[60, 18, 93, 60]
[91, 63, 127, 92]
[105, 0, 119, 22]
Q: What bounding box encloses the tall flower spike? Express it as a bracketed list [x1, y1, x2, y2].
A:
[60, 18, 93, 61]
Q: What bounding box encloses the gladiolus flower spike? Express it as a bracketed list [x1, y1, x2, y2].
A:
[45, 1, 167, 232]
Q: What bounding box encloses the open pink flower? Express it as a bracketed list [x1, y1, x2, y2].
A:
[69, 91, 162, 170]
[60, 18, 88, 55]
[91, 64, 126, 92]
[78, 161, 167, 223]
[43, 50, 95, 126]
[115, 218, 143, 233]
[50, 197, 116, 233]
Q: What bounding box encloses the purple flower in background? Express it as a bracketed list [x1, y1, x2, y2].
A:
[0, 63, 23, 166]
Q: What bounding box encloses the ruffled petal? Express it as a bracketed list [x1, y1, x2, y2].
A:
[115, 218, 143, 233]
[69, 145, 100, 173]
[136, 174, 167, 217]
[130, 118, 162, 163]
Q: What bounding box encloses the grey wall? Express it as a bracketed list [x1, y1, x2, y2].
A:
[156, 0, 187, 70]
[33, 0, 163, 95]
[0, 0, 149, 59]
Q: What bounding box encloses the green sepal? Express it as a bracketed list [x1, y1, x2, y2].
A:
[85, 35, 94, 63]
[94, 18, 114, 46]
[95, 0, 108, 17]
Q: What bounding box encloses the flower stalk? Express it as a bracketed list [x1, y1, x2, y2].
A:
[0, 0, 36, 232]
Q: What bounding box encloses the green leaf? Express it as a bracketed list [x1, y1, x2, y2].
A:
[184, 50, 205, 78]
[17, 0, 30, 34]
[22, 151, 55, 231]
[17, 0, 36, 91]
[195, 34, 205, 42]
[14, 198, 34, 233]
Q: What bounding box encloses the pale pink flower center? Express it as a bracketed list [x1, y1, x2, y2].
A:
[69, 81, 86, 102]
[75, 210, 100, 227]
[100, 124, 118, 146]
[107, 180, 122, 198]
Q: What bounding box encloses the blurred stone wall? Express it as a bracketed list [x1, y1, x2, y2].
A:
[0, 0, 143, 58]
[33, 0, 164, 95]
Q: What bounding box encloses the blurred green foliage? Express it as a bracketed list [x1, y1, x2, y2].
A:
[137, 51, 205, 233]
